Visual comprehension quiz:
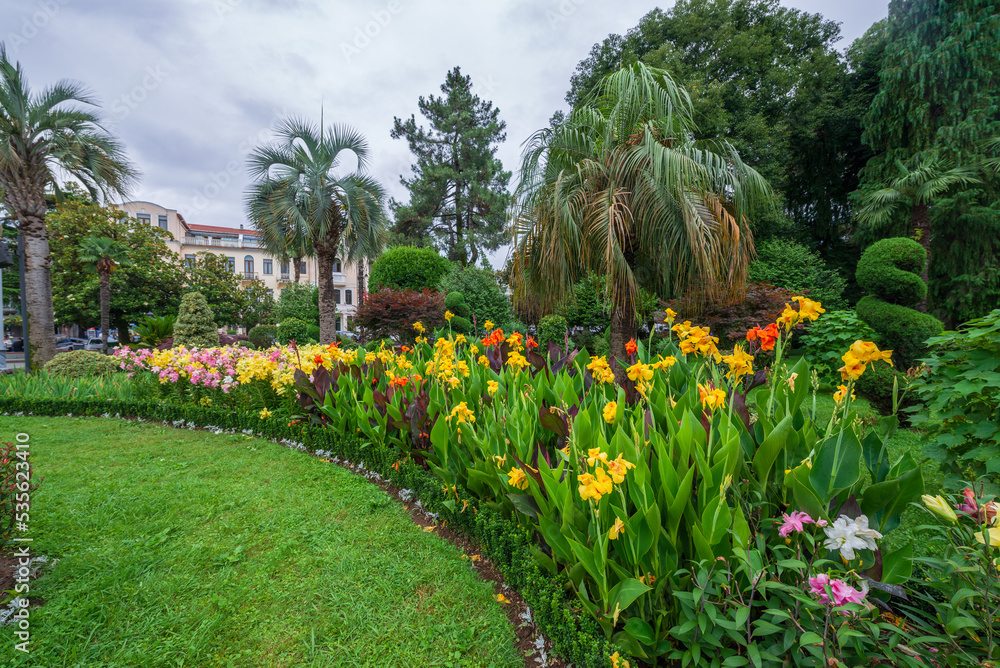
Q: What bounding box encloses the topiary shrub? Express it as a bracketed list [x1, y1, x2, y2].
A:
[854, 358, 912, 416]
[537, 314, 568, 350]
[173, 292, 221, 349]
[855, 238, 943, 366]
[369, 246, 452, 291]
[277, 318, 310, 345]
[44, 350, 119, 378]
[445, 292, 472, 333]
[438, 265, 512, 326]
[247, 325, 277, 349]
[749, 238, 848, 308]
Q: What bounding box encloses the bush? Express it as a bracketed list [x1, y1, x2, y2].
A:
[247, 325, 277, 349]
[798, 310, 880, 382]
[563, 274, 611, 330]
[537, 314, 568, 349]
[855, 238, 943, 366]
[276, 318, 310, 345]
[438, 265, 512, 326]
[854, 356, 912, 415]
[445, 292, 473, 334]
[369, 246, 452, 291]
[910, 308, 1000, 490]
[749, 238, 848, 308]
[43, 350, 120, 378]
[306, 324, 320, 343]
[354, 288, 446, 342]
[663, 282, 802, 343]
[136, 315, 175, 348]
[275, 283, 319, 324]
[173, 292, 221, 349]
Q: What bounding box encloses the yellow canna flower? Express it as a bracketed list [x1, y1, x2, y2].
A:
[606, 454, 634, 484]
[721, 344, 753, 381]
[587, 448, 609, 467]
[578, 467, 614, 501]
[483, 319, 494, 330]
[922, 494, 958, 523]
[609, 517, 625, 540]
[778, 304, 801, 330]
[833, 384, 856, 404]
[413, 321, 426, 334]
[626, 362, 653, 383]
[470, 344, 479, 355]
[665, 308, 677, 322]
[495, 593, 510, 604]
[507, 467, 529, 490]
[446, 401, 476, 425]
[698, 383, 726, 411]
[651, 354, 676, 371]
[838, 351, 867, 381]
[792, 295, 825, 321]
[506, 351, 530, 370]
[487, 380, 499, 396]
[603, 401, 617, 424]
[478, 354, 490, 367]
[445, 310, 455, 321]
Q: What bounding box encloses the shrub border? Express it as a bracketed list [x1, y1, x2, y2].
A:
[1, 396, 617, 667]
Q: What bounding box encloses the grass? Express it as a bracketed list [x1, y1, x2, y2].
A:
[0, 417, 520, 668]
[0, 370, 146, 402]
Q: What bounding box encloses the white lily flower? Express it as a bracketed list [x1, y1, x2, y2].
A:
[823, 514, 879, 561]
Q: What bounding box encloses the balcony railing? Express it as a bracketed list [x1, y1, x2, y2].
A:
[240, 272, 259, 281]
[278, 273, 291, 282]
[332, 272, 347, 284]
[184, 236, 239, 248]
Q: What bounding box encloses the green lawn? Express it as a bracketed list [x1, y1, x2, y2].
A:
[0, 417, 520, 668]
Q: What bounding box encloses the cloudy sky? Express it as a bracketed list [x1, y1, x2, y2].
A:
[3, 0, 888, 265]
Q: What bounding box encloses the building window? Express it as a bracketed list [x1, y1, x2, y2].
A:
[345, 289, 352, 305]
[263, 259, 272, 275]
[334, 289, 341, 304]
[300, 261, 307, 274]
[158, 214, 168, 230]
[280, 262, 289, 275]
[185, 254, 195, 268]
[334, 258, 342, 273]
[244, 256, 254, 277]
[335, 315, 342, 331]
[227, 256, 236, 273]
[137, 213, 151, 224]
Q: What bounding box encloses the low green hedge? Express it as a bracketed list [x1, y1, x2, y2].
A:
[0, 395, 615, 667]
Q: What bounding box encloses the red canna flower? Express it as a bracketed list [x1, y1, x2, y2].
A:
[625, 338, 638, 356]
[313, 354, 324, 365]
[747, 323, 778, 351]
[527, 336, 538, 350]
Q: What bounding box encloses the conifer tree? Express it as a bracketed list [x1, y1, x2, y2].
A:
[857, 0, 1000, 325]
[390, 67, 512, 266]
[173, 292, 220, 349]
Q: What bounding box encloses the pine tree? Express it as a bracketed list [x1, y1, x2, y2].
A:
[857, 0, 1000, 325]
[173, 292, 220, 349]
[390, 67, 512, 266]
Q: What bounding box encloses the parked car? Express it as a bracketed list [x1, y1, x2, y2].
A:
[56, 338, 75, 352]
[337, 331, 358, 340]
[84, 338, 119, 352]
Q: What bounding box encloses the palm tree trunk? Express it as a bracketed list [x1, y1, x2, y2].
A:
[15, 202, 57, 367]
[609, 301, 637, 384]
[100, 271, 111, 354]
[911, 203, 931, 313]
[316, 244, 337, 345]
[357, 258, 367, 306]
[293, 256, 301, 283]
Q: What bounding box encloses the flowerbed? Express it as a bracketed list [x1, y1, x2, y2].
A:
[108, 302, 1000, 666]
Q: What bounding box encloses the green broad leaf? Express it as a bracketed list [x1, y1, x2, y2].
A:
[537, 515, 573, 563]
[723, 657, 749, 667]
[622, 616, 656, 645]
[700, 494, 733, 545]
[788, 464, 825, 520]
[949, 587, 981, 607]
[506, 493, 539, 520]
[568, 538, 606, 597]
[798, 632, 823, 645]
[752, 413, 794, 485]
[881, 542, 913, 586]
[607, 579, 651, 616]
[945, 615, 981, 635]
[809, 430, 862, 503]
[748, 642, 762, 668]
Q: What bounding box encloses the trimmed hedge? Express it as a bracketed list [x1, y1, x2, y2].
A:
[43, 350, 121, 378]
[369, 246, 452, 292]
[855, 297, 943, 367]
[276, 317, 310, 345]
[0, 396, 616, 667]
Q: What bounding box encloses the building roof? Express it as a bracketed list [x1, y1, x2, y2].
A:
[185, 223, 259, 237]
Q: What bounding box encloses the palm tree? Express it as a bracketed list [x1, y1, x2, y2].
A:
[246, 118, 387, 343]
[855, 156, 982, 311]
[250, 189, 313, 284]
[0, 44, 138, 366]
[511, 62, 771, 376]
[78, 236, 132, 354]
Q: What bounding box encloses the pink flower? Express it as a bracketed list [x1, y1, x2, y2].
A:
[957, 488, 979, 518]
[808, 574, 866, 608]
[778, 510, 816, 537]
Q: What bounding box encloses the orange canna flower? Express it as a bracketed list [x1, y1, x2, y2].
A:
[527, 336, 539, 350]
[747, 323, 779, 351]
[625, 338, 638, 356]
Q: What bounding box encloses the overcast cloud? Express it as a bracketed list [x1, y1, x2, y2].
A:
[2, 0, 888, 265]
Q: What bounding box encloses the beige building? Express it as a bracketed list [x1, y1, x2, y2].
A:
[118, 201, 361, 331]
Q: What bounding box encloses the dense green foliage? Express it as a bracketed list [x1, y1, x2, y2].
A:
[910, 309, 1000, 492]
[172, 292, 220, 349]
[856, 238, 943, 365]
[444, 291, 472, 334]
[857, 0, 1000, 326]
[42, 350, 120, 378]
[136, 315, 175, 348]
[798, 310, 879, 382]
[562, 274, 610, 331]
[438, 265, 511, 327]
[368, 246, 452, 292]
[184, 252, 260, 328]
[390, 67, 512, 266]
[275, 283, 319, 324]
[749, 238, 847, 308]
[276, 317, 309, 345]
[536, 314, 568, 350]
[247, 324, 277, 349]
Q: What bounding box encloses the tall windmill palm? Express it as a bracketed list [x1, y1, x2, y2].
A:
[249, 183, 313, 283]
[246, 117, 387, 343]
[511, 62, 771, 375]
[856, 155, 982, 306]
[78, 236, 132, 353]
[0, 44, 138, 366]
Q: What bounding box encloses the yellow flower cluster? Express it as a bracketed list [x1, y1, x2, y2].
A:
[506, 350, 530, 370]
[778, 296, 825, 330]
[721, 344, 753, 382]
[839, 340, 893, 382]
[698, 383, 726, 412]
[446, 401, 476, 425]
[833, 384, 856, 404]
[507, 467, 528, 490]
[579, 448, 634, 501]
[675, 323, 722, 362]
[586, 356, 616, 384]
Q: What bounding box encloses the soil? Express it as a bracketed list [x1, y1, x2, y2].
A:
[0, 548, 47, 611]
